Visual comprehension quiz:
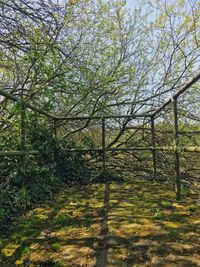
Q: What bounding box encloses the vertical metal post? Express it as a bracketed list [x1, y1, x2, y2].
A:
[53, 119, 58, 162]
[102, 117, 106, 171]
[18, 99, 26, 186]
[20, 100, 26, 163]
[172, 97, 181, 200]
[151, 116, 157, 180]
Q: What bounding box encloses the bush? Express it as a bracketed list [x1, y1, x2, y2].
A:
[91, 169, 123, 183]
[55, 150, 92, 184]
[0, 125, 96, 233]
[0, 162, 61, 233]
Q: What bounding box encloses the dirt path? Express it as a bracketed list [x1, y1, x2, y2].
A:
[0, 180, 200, 266]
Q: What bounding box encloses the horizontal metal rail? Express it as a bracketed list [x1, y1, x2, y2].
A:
[0, 150, 39, 156]
[1, 146, 200, 157]
[55, 114, 151, 121]
[61, 146, 200, 153]
[183, 147, 200, 153]
[0, 71, 199, 122]
[125, 128, 200, 134]
[152, 71, 200, 116]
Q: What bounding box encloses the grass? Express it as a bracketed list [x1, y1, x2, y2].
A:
[54, 214, 72, 226]
[0, 179, 199, 267]
[52, 243, 62, 252]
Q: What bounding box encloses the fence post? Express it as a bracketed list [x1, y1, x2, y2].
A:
[172, 97, 181, 200]
[151, 115, 157, 180]
[20, 100, 26, 163]
[53, 119, 58, 162]
[102, 117, 106, 171]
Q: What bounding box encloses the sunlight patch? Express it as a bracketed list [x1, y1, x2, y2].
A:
[2, 243, 20, 257]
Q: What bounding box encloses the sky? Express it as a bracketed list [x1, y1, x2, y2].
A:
[126, 0, 138, 10]
[125, 0, 157, 22]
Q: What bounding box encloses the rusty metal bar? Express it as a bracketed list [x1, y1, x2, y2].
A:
[61, 146, 200, 153]
[0, 146, 199, 156]
[55, 114, 151, 121]
[152, 71, 200, 116]
[1, 72, 199, 123]
[53, 119, 58, 162]
[183, 147, 200, 152]
[0, 151, 39, 156]
[0, 87, 153, 121]
[151, 116, 157, 180]
[172, 97, 181, 201]
[62, 148, 102, 152]
[126, 126, 151, 131]
[20, 100, 26, 163]
[1, 146, 200, 157]
[62, 148, 151, 152]
[102, 117, 106, 171]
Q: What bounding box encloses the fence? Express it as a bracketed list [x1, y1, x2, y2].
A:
[0, 71, 200, 200]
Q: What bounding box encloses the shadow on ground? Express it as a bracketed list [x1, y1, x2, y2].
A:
[0, 179, 200, 266]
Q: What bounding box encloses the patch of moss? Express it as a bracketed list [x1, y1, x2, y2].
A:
[54, 214, 71, 226]
[21, 246, 30, 256]
[52, 243, 62, 252]
[167, 230, 180, 240]
[161, 201, 172, 209]
[154, 212, 162, 220]
[168, 213, 187, 223]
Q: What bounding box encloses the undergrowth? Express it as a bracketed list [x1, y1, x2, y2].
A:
[0, 148, 120, 234]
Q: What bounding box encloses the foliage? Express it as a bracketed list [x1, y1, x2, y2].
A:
[0, 163, 60, 233]
[55, 149, 93, 184]
[0, 0, 199, 236]
[54, 214, 72, 226]
[92, 169, 124, 183]
[52, 243, 62, 252]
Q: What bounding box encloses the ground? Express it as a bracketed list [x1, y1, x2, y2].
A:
[0, 179, 200, 267]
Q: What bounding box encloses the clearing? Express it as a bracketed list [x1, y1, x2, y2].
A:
[0, 179, 200, 267]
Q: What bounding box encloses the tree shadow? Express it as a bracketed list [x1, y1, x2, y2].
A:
[0, 180, 200, 266]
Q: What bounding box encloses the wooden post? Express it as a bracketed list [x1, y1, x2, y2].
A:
[151, 116, 157, 180]
[102, 117, 106, 171]
[172, 97, 181, 200]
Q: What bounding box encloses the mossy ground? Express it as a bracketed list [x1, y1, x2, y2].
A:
[0, 179, 200, 266]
